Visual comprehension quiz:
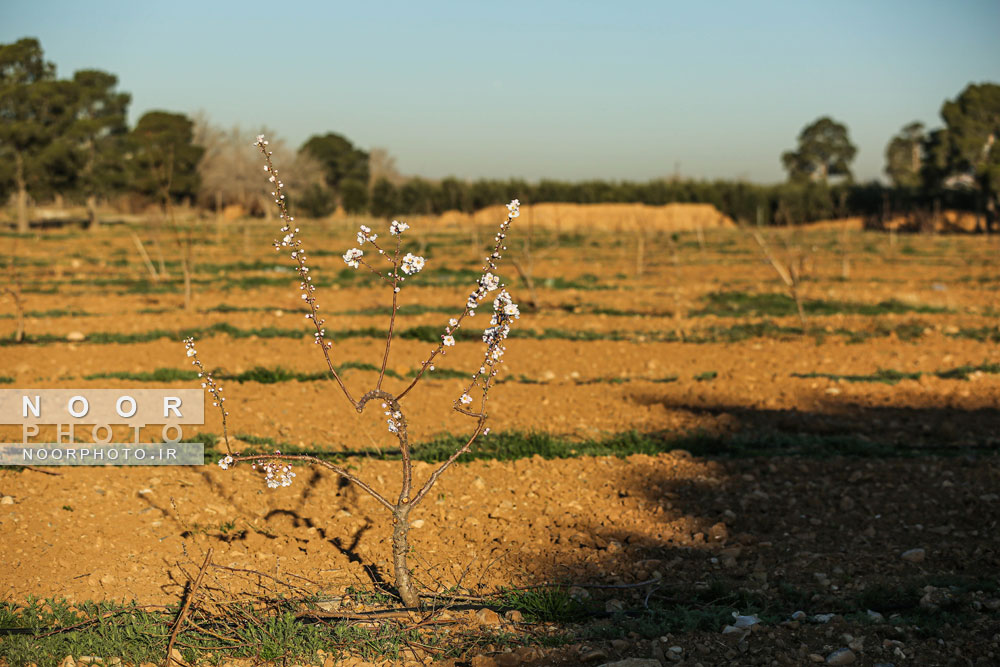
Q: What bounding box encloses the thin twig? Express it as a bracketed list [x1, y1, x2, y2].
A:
[164, 548, 213, 667]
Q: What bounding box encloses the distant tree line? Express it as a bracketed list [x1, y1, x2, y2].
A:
[1, 37, 997, 232]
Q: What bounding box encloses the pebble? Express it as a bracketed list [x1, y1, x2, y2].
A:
[826, 647, 857, 665]
[66, 331, 86, 342]
[0, 496, 14, 505]
[901, 548, 926, 563]
[504, 609, 523, 623]
[791, 610, 807, 621]
[59, 657, 76, 667]
[409, 519, 424, 528]
[605, 599, 625, 612]
[474, 608, 502, 625]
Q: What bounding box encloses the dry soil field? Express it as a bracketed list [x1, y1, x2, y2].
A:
[1, 208, 999, 666]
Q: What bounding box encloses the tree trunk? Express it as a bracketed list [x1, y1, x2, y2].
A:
[391, 507, 419, 607]
[86, 195, 99, 231]
[14, 152, 29, 234]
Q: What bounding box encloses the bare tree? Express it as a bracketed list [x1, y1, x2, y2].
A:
[752, 230, 807, 329]
[187, 138, 522, 607]
[368, 147, 404, 187]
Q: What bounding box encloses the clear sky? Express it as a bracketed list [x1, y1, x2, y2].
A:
[2, 1, 998, 184]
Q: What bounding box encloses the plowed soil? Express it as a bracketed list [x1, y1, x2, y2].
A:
[1, 217, 999, 666]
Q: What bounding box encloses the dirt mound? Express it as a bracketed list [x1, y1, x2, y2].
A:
[434, 202, 737, 233]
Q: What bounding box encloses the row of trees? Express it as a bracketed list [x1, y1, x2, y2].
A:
[2, 36, 997, 230]
[776, 84, 999, 229]
[0, 38, 206, 232]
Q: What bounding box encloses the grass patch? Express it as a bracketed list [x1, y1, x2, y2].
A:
[218, 426, 993, 464]
[0, 320, 934, 347]
[0, 309, 92, 319]
[792, 361, 1000, 385]
[0, 598, 456, 667]
[0, 375, 14, 384]
[693, 291, 948, 318]
[792, 368, 921, 385]
[83, 368, 200, 382]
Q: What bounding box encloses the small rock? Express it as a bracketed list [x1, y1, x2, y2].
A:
[791, 610, 807, 621]
[0, 496, 13, 505]
[59, 657, 76, 667]
[78, 659, 102, 665]
[568, 586, 590, 601]
[66, 331, 86, 342]
[826, 648, 856, 665]
[808, 655, 826, 664]
[866, 609, 885, 622]
[901, 548, 926, 563]
[474, 608, 502, 625]
[609, 639, 629, 651]
[504, 609, 523, 623]
[812, 613, 835, 623]
[581, 649, 608, 662]
[409, 519, 424, 528]
[605, 599, 625, 612]
[168, 649, 186, 667]
[472, 476, 486, 490]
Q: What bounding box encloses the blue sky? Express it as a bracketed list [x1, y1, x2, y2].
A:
[2, 1, 998, 183]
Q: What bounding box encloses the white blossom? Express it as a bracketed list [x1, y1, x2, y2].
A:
[343, 248, 364, 268]
[401, 253, 425, 275]
[506, 198, 520, 218]
[389, 220, 410, 235]
[443, 335, 455, 347]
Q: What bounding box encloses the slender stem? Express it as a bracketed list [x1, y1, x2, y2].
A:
[410, 421, 485, 508]
[377, 236, 401, 391]
[397, 209, 515, 402]
[255, 144, 357, 408]
[231, 453, 395, 513]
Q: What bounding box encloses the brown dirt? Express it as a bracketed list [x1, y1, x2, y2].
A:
[2, 217, 999, 665]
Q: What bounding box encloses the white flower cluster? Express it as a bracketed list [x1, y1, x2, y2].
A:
[507, 199, 520, 218]
[253, 452, 296, 488]
[218, 454, 234, 470]
[401, 252, 425, 275]
[383, 403, 403, 434]
[357, 224, 377, 245]
[481, 289, 520, 365]
[183, 337, 229, 417]
[389, 220, 409, 235]
[343, 247, 364, 268]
